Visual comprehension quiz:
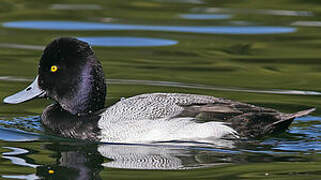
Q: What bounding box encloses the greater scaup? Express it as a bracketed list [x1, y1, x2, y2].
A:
[3, 37, 315, 143]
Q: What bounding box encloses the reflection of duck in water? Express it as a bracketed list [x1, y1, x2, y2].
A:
[2, 138, 251, 180]
[34, 142, 231, 179]
[97, 144, 215, 169]
[36, 143, 103, 180]
[3, 37, 315, 143]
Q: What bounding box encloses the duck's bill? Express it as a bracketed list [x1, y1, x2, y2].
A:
[3, 76, 46, 104]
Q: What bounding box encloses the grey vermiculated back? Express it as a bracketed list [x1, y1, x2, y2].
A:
[101, 93, 221, 122]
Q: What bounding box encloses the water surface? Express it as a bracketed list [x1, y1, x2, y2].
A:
[0, 0, 321, 179]
[3, 21, 296, 34]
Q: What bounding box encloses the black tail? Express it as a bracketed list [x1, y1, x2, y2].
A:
[264, 108, 316, 135]
[286, 108, 316, 119]
[230, 108, 315, 138]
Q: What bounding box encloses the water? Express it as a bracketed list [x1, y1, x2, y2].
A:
[3, 21, 296, 34]
[0, 0, 321, 179]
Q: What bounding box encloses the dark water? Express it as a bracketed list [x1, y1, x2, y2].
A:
[0, 0, 321, 179]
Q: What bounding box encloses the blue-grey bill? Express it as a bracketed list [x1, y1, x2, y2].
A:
[3, 76, 45, 104]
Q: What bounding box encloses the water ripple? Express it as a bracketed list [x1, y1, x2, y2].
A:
[50, 4, 102, 10]
[0, 127, 39, 141]
[78, 37, 178, 47]
[1, 147, 39, 179]
[107, 79, 321, 96]
[292, 21, 321, 27]
[179, 14, 232, 20]
[2, 147, 39, 168]
[191, 7, 313, 16]
[3, 21, 296, 34]
[0, 43, 44, 50]
[0, 36, 178, 49]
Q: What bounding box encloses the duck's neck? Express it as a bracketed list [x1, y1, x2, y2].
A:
[59, 61, 106, 116]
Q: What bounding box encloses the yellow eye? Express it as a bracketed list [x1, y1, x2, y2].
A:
[48, 169, 55, 174]
[50, 65, 58, 72]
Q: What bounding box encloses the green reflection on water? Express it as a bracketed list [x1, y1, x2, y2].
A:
[0, 0, 321, 179]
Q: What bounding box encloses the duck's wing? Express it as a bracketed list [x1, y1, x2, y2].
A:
[174, 100, 277, 122]
[178, 101, 315, 137]
[172, 96, 315, 138]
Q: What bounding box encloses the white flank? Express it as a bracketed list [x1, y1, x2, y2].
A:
[98, 117, 237, 143]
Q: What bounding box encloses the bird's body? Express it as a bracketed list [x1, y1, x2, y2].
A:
[97, 92, 313, 142]
[3, 37, 315, 143]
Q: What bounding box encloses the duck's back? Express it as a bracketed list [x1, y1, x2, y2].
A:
[102, 93, 226, 122]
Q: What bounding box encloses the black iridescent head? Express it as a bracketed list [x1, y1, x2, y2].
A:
[38, 37, 106, 115]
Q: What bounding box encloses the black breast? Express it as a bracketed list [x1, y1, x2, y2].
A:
[41, 104, 101, 141]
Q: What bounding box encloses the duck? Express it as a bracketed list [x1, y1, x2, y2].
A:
[3, 37, 315, 143]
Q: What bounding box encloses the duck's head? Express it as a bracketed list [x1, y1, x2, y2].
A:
[3, 37, 107, 115]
